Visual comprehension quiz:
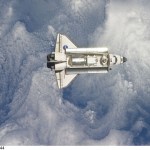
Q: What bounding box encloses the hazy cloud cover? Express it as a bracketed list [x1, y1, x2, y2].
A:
[0, 0, 150, 145]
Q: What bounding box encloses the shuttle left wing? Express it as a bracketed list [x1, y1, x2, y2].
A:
[55, 34, 77, 53]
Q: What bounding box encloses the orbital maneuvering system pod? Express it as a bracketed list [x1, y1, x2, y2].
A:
[47, 34, 127, 88]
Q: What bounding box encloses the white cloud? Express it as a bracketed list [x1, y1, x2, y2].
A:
[0, 1, 15, 37]
[68, 0, 150, 145]
[0, 0, 150, 146]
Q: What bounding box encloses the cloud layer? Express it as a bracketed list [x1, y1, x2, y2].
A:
[0, 0, 150, 145]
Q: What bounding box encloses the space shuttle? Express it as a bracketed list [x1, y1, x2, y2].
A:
[47, 34, 127, 88]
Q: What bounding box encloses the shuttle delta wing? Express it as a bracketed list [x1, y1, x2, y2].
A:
[55, 70, 77, 88]
[55, 34, 77, 52]
[55, 34, 77, 88]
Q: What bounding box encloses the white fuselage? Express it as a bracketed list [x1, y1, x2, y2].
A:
[54, 48, 125, 74]
[47, 34, 127, 88]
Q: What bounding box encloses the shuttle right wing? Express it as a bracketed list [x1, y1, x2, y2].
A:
[56, 71, 77, 88]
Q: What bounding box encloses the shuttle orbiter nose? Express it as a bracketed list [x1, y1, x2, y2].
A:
[123, 57, 127, 63]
